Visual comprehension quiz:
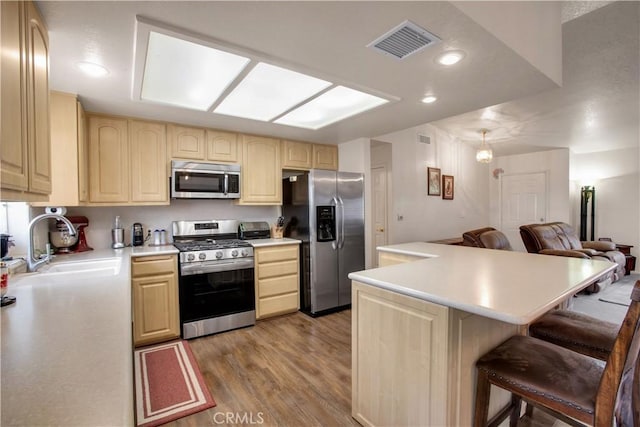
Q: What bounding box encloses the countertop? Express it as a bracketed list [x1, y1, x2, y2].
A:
[349, 242, 616, 325]
[247, 238, 301, 247]
[0, 246, 174, 426]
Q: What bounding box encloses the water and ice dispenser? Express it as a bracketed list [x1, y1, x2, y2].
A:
[316, 206, 336, 242]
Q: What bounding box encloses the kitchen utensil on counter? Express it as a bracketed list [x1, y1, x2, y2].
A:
[112, 216, 125, 249]
[49, 216, 93, 254]
[132, 223, 144, 247]
[1, 234, 14, 259]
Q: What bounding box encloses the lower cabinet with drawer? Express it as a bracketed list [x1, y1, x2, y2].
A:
[255, 244, 300, 319]
[131, 254, 179, 347]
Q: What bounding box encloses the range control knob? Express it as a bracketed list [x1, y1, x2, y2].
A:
[187, 253, 195, 262]
[199, 253, 206, 261]
[231, 249, 238, 257]
[215, 251, 223, 259]
[241, 249, 249, 257]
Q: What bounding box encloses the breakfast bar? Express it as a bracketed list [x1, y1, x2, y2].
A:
[348, 242, 616, 427]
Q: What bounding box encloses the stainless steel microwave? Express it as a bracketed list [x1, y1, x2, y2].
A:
[171, 161, 241, 199]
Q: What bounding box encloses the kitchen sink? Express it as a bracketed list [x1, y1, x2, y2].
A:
[39, 257, 122, 275]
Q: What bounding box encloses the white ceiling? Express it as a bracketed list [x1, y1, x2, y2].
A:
[429, 1, 639, 156]
[39, 1, 638, 156]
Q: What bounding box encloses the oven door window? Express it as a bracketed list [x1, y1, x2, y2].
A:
[174, 171, 225, 194]
[180, 268, 255, 322]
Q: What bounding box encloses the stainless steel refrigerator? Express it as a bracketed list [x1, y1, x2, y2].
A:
[282, 169, 364, 316]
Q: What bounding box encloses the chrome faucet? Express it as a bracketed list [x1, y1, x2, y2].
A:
[27, 213, 76, 272]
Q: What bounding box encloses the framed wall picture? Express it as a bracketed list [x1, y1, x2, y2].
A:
[442, 175, 454, 200]
[427, 167, 441, 196]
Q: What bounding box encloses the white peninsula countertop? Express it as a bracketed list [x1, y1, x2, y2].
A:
[349, 242, 616, 324]
[246, 237, 301, 247]
[1, 245, 177, 426]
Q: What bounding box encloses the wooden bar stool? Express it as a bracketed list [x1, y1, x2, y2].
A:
[474, 280, 640, 427]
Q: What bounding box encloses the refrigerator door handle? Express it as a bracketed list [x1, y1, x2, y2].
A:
[332, 197, 339, 250]
[338, 196, 345, 249]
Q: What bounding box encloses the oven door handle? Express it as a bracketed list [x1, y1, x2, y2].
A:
[180, 258, 254, 276]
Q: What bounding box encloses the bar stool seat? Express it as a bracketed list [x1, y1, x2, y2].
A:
[529, 310, 618, 361]
[474, 280, 640, 427]
[476, 335, 604, 425]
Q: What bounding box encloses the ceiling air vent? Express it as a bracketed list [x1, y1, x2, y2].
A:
[368, 20, 441, 60]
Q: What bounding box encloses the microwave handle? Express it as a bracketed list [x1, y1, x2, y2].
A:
[224, 173, 229, 195]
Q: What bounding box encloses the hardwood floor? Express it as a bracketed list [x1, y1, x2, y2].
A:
[166, 307, 579, 427]
[169, 310, 359, 427]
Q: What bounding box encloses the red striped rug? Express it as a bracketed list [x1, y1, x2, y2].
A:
[135, 340, 216, 427]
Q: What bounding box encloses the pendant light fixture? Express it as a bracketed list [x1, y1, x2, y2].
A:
[476, 129, 493, 163]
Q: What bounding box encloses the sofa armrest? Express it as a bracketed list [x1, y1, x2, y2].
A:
[583, 241, 616, 251]
[575, 248, 604, 257]
[539, 249, 591, 259]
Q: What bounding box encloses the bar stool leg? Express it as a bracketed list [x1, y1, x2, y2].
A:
[509, 395, 522, 427]
[474, 370, 491, 427]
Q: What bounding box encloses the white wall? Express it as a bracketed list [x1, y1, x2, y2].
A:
[489, 149, 570, 251]
[452, 1, 562, 86]
[376, 123, 490, 244]
[570, 146, 640, 263]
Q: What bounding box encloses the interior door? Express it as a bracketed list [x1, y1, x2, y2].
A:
[371, 166, 388, 267]
[500, 172, 547, 252]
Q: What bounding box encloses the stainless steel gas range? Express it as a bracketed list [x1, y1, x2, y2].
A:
[172, 219, 255, 339]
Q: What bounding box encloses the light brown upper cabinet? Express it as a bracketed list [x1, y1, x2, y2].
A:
[281, 140, 313, 170]
[33, 92, 88, 207]
[1, 1, 51, 202]
[88, 116, 130, 203]
[130, 120, 167, 203]
[168, 124, 205, 160]
[206, 130, 239, 163]
[239, 134, 282, 205]
[313, 144, 338, 170]
[88, 115, 169, 206]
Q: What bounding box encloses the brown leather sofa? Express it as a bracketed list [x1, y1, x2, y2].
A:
[519, 222, 626, 287]
[462, 227, 513, 251]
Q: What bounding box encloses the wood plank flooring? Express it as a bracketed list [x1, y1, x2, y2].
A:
[168, 310, 359, 427]
[166, 308, 574, 427]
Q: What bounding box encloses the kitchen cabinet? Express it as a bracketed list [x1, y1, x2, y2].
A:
[87, 114, 169, 205]
[281, 140, 339, 171]
[281, 140, 313, 170]
[129, 120, 167, 203]
[131, 254, 179, 347]
[312, 143, 338, 170]
[238, 134, 282, 205]
[88, 115, 130, 203]
[33, 92, 88, 207]
[1, 0, 51, 202]
[255, 244, 299, 319]
[206, 129, 239, 163]
[168, 124, 205, 160]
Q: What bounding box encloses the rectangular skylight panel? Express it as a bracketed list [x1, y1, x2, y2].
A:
[214, 62, 332, 121]
[141, 32, 250, 110]
[275, 86, 389, 129]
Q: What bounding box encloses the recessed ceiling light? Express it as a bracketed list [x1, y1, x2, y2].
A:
[275, 86, 388, 129]
[141, 31, 250, 111]
[214, 63, 331, 122]
[436, 50, 465, 66]
[76, 61, 109, 77]
[421, 95, 437, 104]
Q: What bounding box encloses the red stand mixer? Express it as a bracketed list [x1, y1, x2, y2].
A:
[51, 216, 93, 254]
